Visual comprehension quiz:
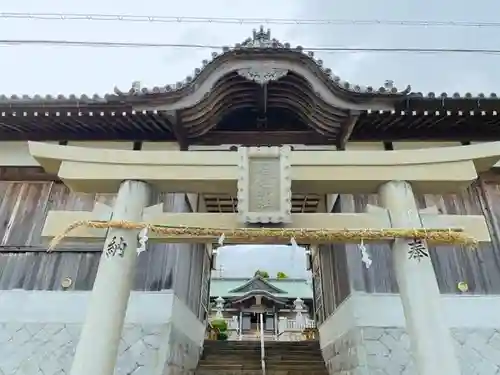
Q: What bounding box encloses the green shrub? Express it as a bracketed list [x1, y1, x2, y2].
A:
[216, 332, 228, 341]
[254, 270, 269, 278]
[211, 319, 228, 341]
[211, 319, 228, 332]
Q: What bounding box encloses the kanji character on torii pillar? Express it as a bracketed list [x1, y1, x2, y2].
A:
[29, 141, 500, 375]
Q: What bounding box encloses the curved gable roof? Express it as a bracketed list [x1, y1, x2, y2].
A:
[114, 26, 411, 105]
[228, 275, 286, 294]
[229, 290, 289, 305]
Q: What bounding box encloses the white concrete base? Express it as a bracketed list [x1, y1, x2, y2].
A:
[319, 293, 500, 375]
[0, 290, 205, 375]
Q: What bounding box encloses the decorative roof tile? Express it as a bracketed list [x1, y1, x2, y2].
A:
[114, 26, 412, 98]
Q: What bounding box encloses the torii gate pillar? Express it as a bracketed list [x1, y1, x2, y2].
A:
[379, 180, 461, 375]
[70, 180, 152, 375]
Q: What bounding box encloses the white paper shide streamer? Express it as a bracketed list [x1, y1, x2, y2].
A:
[359, 239, 372, 268]
[218, 233, 225, 247]
[136, 227, 149, 256]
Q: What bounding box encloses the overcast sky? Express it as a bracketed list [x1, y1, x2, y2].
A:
[2, 0, 500, 97]
[3, 0, 499, 277]
[214, 245, 308, 279]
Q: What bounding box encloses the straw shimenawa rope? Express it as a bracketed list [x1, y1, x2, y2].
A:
[46, 220, 479, 252]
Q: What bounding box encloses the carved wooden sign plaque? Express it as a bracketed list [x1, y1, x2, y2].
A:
[237, 146, 292, 224]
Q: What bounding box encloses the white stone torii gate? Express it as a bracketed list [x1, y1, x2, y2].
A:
[29, 141, 500, 375]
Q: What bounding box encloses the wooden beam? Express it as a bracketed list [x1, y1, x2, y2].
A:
[194, 131, 334, 146]
[257, 83, 267, 119]
[367, 204, 490, 242]
[164, 110, 189, 151]
[419, 206, 490, 242]
[0, 167, 59, 181]
[336, 113, 359, 150]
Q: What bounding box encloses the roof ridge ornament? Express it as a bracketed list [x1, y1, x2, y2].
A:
[131, 81, 142, 95]
[241, 26, 285, 49]
[237, 67, 288, 86]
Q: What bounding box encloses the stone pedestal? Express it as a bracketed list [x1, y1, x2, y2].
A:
[70, 180, 151, 375]
[378, 180, 460, 375]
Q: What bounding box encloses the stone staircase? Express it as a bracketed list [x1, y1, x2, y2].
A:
[196, 340, 328, 375]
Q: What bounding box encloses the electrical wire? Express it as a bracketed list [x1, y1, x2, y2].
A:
[1, 39, 500, 55]
[0, 12, 499, 29]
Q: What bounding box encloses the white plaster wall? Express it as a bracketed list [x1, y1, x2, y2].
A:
[0, 290, 204, 375]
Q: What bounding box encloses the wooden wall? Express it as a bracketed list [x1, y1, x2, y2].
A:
[2, 175, 500, 326]
[312, 243, 350, 325]
[314, 179, 500, 325]
[312, 199, 351, 325]
[0, 181, 211, 320]
[337, 178, 500, 295]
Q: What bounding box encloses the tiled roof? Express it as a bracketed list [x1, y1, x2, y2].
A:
[210, 277, 313, 299]
[1, 27, 499, 107]
[0, 26, 412, 105]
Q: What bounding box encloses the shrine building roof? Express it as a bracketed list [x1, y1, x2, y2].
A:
[210, 276, 313, 300]
[1, 26, 500, 146]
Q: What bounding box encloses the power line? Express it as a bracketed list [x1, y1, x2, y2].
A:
[0, 12, 499, 29]
[1, 39, 500, 55]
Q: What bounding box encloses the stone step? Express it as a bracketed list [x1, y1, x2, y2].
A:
[204, 342, 320, 347]
[204, 341, 319, 345]
[197, 362, 325, 372]
[197, 340, 328, 375]
[203, 344, 320, 350]
[200, 355, 325, 361]
[203, 346, 321, 351]
[201, 356, 324, 361]
[198, 366, 328, 371]
[196, 370, 328, 375]
[202, 357, 324, 362]
[198, 364, 261, 369]
[201, 357, 324, 362]
[198, 360, 326, 365]
[203, 349, 322, 357]
[196, 371, 328, 375]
